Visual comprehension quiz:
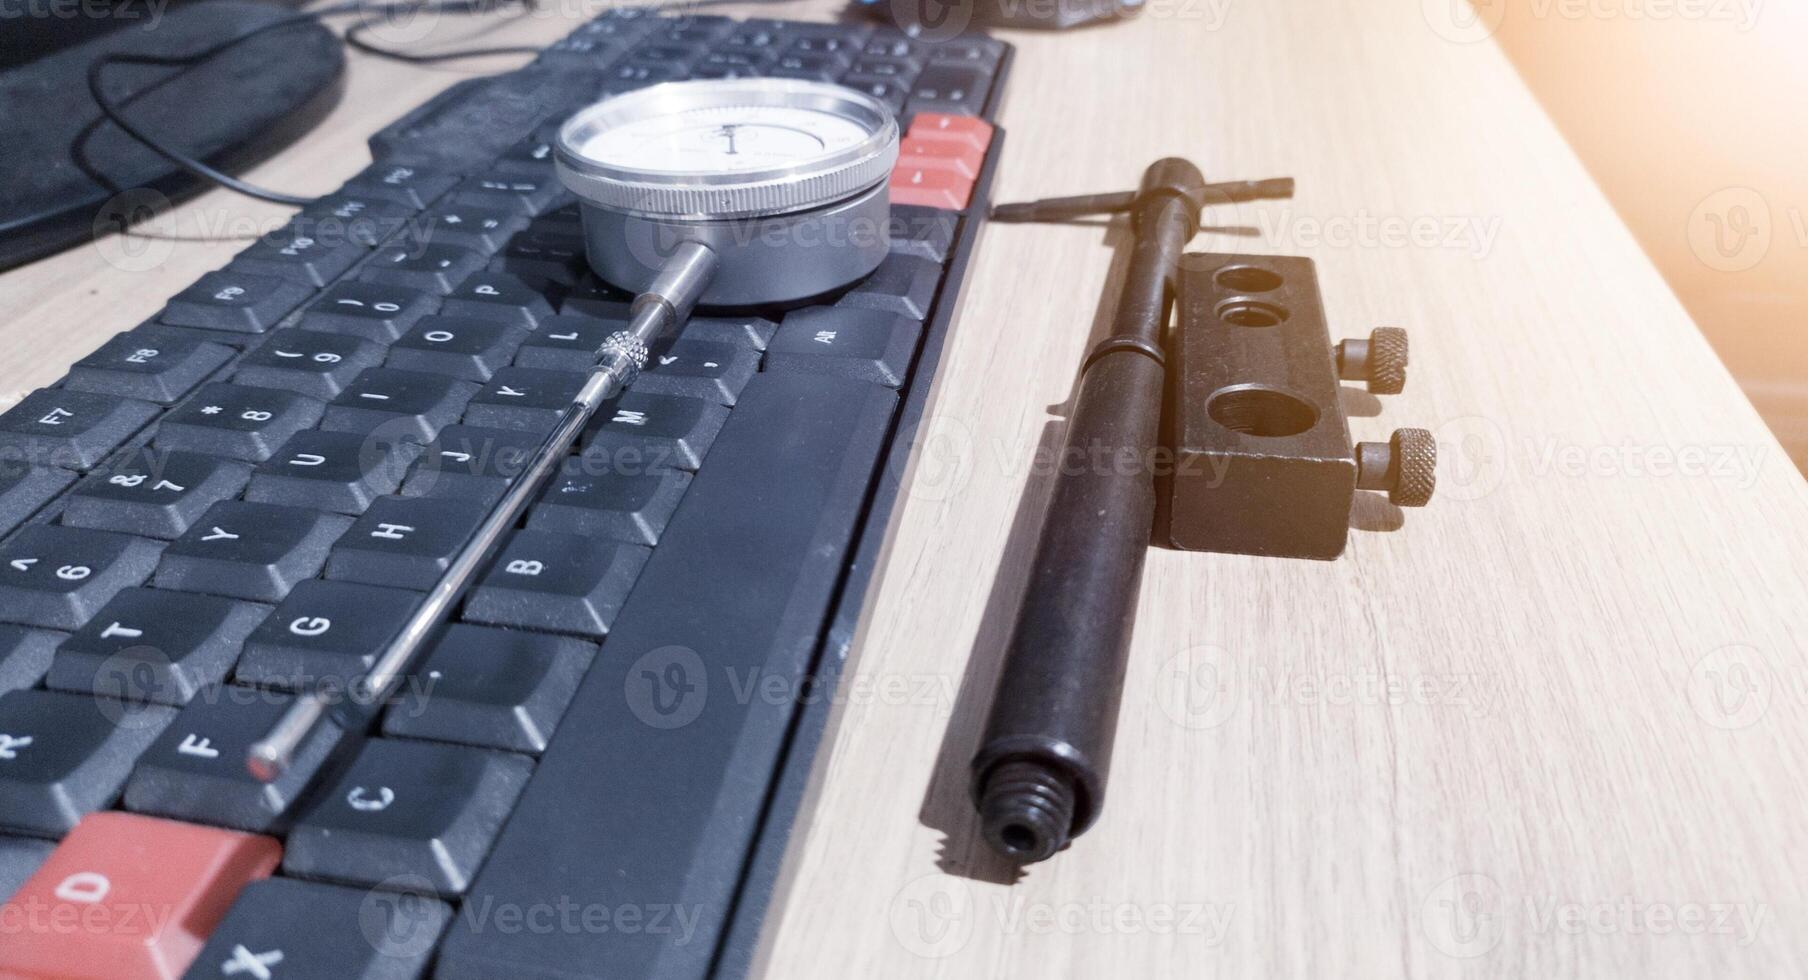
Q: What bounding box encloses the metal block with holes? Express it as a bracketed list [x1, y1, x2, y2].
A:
[1165, 253, 1433, 559]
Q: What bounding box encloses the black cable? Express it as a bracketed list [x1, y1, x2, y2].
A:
[89, 0, 806, 206]
[86, 11, 339, 205]
[85, 0, 534, 206]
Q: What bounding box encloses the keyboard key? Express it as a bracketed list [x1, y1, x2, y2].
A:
[767, 50, 840, 80]
[325, 495, 492, 590]
[0, 625, 63, 694]
[864, 32, 921, 58]
[345, 162, 458, 209]
[0, 388, 159, 470]
[299, 280, 438, 342]
[529, 467, 690, 545]
[440, 270, 556, 328]
[63, 449, 252, 539]
[383, 624, 595, 753]
[154, 501, 350, 603]
[399, 424, 542, 501]
[415, 202, 527, 252]
[465, 529, 649, 637]
[66, 333, 234, 404]
[514, 313, 615, 368]
[160, 270, 315, 334]
[322, 368, 479, 442]
[387, 315, 527, 381]
[0, 811, 278, 978]
[720, 24, 782, 49]
[582, 391, 727, 472]
[840, 76, 907, 113]
[0, 690, 176, 835]
[539, 32, 629, 67]
[651, 15, 731, 44]
[795, 32, 859, 55]
[123, 685, 345, 833]
[495, 134, 557, 175]
[633, 339, 757, 405]
[437, 372, 898, 980]
[504, 211, 582, 243]
[285, 737, 531, 896]
[246, 428, 421, 515]
[236, 580, 423, 693]
[0, 834, 54, 902]
[906, 62, 989, 115]
[359, 242, 488, 293]
[230, 229, 366, 286]
[928, 36, 1004, 68]
[186, 877, 451, 980]
[298, 192, 418, 247]
[487, 239, 587, 291]
[453, 173, 561, 215]
[464, 366, 584, 432]
[887, 203, 958, 262]
[847, 54, 918, 81]
[898, 133, 983, 179]
[560, 276, 635, 319]
[0, 525, 164, 630]
[154, 383, 326, 463]
[889, 163, 972, 210]
[235, 328, 387, 400]
[765, 307, 922, 387]
[906, 109, 995, 153]
[46, 588, 268, 707]
[835, 252, 940, 320]
[0, 465, 74, 538]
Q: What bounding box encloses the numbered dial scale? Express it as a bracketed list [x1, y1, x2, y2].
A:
[556, 78, 901, 306]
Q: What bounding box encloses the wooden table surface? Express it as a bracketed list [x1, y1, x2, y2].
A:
[3, 2, 1805, 977]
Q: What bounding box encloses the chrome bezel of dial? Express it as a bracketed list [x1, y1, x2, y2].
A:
[555, 78, 899, 221]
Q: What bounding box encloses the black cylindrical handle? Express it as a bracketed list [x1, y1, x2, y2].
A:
[970, 349, 1165, 861]
[970, 162, 1197, 864]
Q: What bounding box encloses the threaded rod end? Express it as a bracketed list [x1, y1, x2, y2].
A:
[978, 759, 1077, 864]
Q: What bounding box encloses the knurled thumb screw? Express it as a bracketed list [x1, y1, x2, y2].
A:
[1356, 428, 1436, 506]
[1336, 326, 1409, 395]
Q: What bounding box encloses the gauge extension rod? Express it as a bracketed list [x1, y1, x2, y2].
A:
[970, 159, 1217, 864]
[247, 241, 719, 781]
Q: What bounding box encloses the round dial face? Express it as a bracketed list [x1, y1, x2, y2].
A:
[577, 104, 874, 175]
[557, 79, 898, 219]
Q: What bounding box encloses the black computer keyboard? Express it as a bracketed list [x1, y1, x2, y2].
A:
[0, 9, 1010, 978]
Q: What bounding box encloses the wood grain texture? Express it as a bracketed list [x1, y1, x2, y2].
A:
[0, 2, 1803, 978]
[756, 2, 1808, 979]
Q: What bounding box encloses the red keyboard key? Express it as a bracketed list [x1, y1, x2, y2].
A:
[897, 135, 983, 179]
[906, 112, 995, 154]
[0, 812, 280, 980]
[890, 166, 973, 211]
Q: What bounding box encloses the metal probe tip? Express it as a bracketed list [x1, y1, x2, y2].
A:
[246, 692, 327, 781]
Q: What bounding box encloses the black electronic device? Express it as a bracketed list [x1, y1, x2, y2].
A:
[0, 1, 343, 271]
[0, 9, 1014, 979]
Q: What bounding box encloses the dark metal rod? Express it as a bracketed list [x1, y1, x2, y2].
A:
[989, 176, 1293, 224]
[247, 241, 719, 780]
[970, 159, 1205, 864]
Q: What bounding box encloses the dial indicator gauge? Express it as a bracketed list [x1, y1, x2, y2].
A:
[556, 78, 899, 220]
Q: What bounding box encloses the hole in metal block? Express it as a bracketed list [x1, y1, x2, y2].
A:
[1215, 299, 1289, 327]
[1213, 266, 1283, 293]
[1207, 385, 1318, 437]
